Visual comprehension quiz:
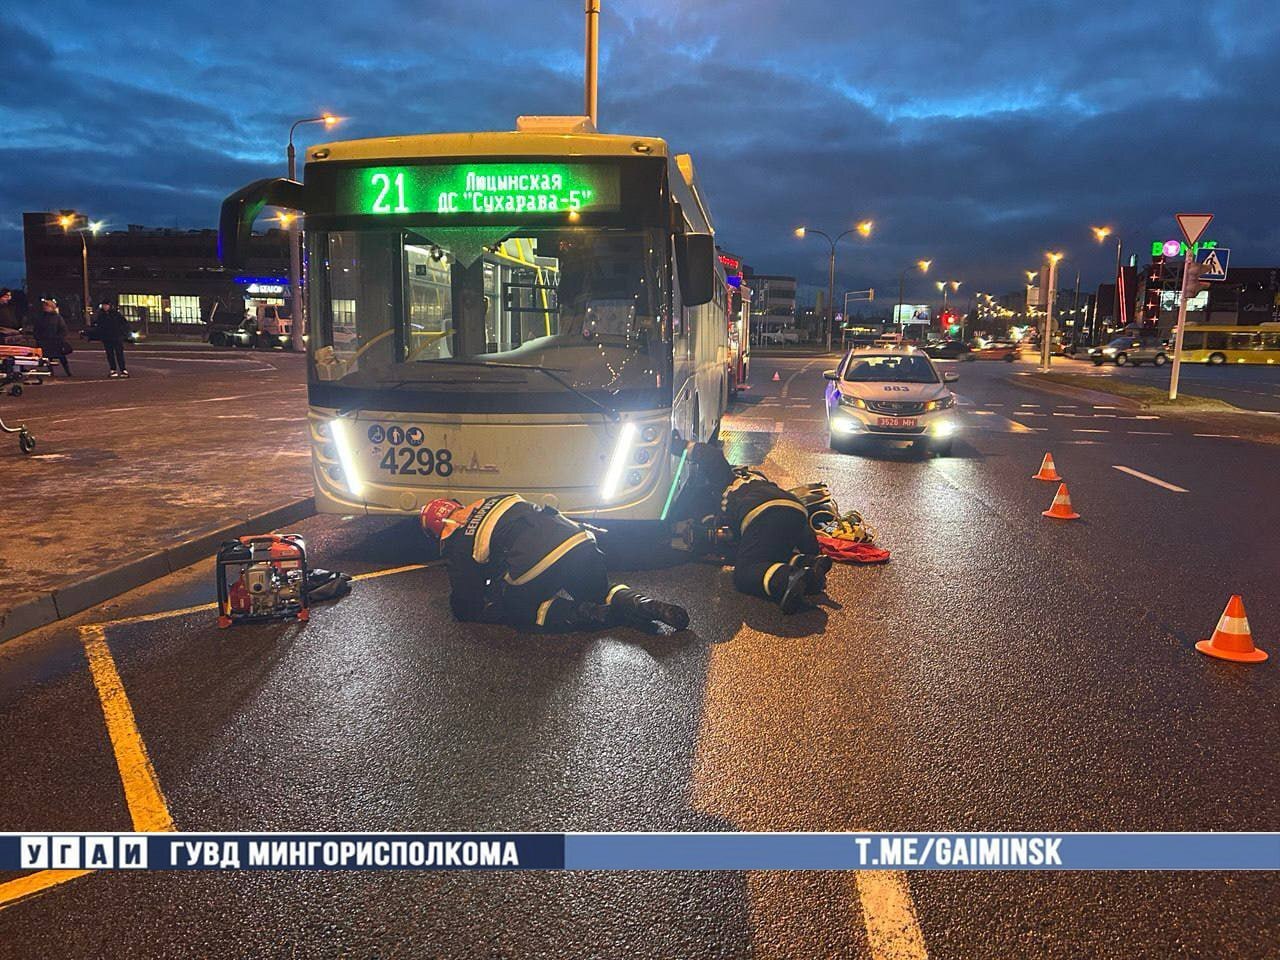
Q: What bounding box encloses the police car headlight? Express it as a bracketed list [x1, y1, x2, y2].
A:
[931, 419, 957, 437]
[925, 395, 956, 412]
[832, 416, 862, 433]
[839, 395, 868, 410]
[600, 422, 637, 501]
[328, 418, 364, 498]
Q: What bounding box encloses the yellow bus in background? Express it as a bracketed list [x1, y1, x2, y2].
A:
[1179, 324, 1280, 365]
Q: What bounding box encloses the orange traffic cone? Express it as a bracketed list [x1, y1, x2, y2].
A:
[1041, 482, 1080, 520]
[1032, 452, 1061, 481]
[1196, 595, 1267, 663]
[772, 371, 781, 382]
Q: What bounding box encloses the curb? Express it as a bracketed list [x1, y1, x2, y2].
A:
[0, 497, 315, 645]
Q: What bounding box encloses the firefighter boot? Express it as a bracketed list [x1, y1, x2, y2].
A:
[778, 567, 818, 615]
[608, 587, 690, 631]
[572, 602, 614, 629]
[789, 553, 833, 595]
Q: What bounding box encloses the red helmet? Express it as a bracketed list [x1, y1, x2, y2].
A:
[420, 498, 462, 539]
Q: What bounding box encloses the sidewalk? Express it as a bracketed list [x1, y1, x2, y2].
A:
[0, 345, 313, 641]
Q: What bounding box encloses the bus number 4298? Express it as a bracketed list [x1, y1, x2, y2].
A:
[379, 447, 454, 477]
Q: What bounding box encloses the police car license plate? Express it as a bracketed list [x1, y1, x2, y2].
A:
[876, 416, 917, 429]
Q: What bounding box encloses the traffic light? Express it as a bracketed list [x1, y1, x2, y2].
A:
[1184, 261, 1208, 298]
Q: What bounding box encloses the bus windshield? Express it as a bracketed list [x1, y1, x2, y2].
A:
[309, 225, 671, 405]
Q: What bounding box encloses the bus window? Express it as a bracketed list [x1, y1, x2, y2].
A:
[1181, 330, 1205, 350]
[1205, 331, 1229, 350]
[1263, 332, 1280, 350]
[1229, 332, 1259, 351]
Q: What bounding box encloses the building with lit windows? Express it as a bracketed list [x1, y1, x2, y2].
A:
[742, 271, 797, 343]
[22, 212, 289, 336]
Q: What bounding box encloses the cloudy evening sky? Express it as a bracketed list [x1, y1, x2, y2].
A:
[2, 0, 1278, 304]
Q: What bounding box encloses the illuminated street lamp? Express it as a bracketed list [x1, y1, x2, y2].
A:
[1041, 252, 1064, 372]
[286, 113, 343, 352]
[895, 259, 931, 336]
[58, 212, 104, 323]
[1092, 224, 1125, 342]
[795, 221, 874, 352]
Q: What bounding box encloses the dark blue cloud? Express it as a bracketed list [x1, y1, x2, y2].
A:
[2, 0, 1277, 308]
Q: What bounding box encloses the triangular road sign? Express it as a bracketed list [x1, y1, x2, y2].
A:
[1199, 249, 1228, 280]
[1176, 213, 1213, 245]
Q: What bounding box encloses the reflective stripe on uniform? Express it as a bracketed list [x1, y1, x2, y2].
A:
[740, 498, 808, 535]
[606, 584, 629, 604]
[473, 495, 523, 564]
[763, 562, 786, 596]
[505, 530, 594, 586]
[535, 598, 556, 627]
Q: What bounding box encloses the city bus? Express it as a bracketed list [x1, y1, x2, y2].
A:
[219, 118, 728, 522]
[1178, 324, 1280, 365]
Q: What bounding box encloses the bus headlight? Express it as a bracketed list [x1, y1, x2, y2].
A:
[328, 418, 364, 499]
[600, 422, 637, 501]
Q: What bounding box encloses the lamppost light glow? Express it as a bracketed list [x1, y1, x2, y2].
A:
[1026, 270, 1037, 282]
[918, 259, 932, 273]
[1092, 226, 1112, 242]
[89, 220, 104, 234]
[1047, 251, 1064, 263]
[793, 226, 806, 239]
[856, 220, 874, 237]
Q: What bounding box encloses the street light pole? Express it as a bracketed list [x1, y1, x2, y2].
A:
[287, 114, 340, 353]
[584, 0, 600, 128]
[796, 225, 868, 353]
[1042, 253, 1063, 373]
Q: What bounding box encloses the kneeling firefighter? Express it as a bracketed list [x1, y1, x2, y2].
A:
[420, 495, 689, 632]
[677, 443, 831, 614]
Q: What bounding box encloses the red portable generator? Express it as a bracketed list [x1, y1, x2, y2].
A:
[215, 534, 310, 628]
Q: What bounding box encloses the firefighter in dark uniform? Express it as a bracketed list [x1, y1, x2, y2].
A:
[420, 495, 689, 632]
[676, 442, 831, 614]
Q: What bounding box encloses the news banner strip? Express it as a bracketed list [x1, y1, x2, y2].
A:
[4, 833, 1278, 872]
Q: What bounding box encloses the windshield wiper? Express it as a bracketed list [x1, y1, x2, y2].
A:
[415, 358, 621, 421]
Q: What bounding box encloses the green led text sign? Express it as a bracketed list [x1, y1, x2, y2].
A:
[1151, 239, 1217, 257]
[337, 163, 621, 217]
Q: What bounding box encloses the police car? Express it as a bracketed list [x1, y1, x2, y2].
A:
[823, 347, 960, 455]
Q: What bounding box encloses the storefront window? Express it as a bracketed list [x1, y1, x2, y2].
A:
[169, 295, 201, 325]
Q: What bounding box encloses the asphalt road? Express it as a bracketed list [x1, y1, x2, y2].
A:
[1051, 354, 1280, 411]
[0, 356, 1276, 958]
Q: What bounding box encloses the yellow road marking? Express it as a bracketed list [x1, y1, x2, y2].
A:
[0, 869, 93, 910]
[89, 563, 430, 629]
[854, 871, 929, 959]
[1, 563, 431, 912]
[80, 626, 174, 833]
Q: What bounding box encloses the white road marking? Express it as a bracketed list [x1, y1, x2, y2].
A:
[854, 872, 929, 960]
[970, 410, 995, 415]
[1093, 405, 1118, 409]
[1019, 403, 1040, 407]
[1073, 428, 1109, 433]
[1058, 404, 1078, 408]
[1113, 465, 1188, 493]
[1051, 412, 1077, 417]
[1193, 433, 1242, 439]
[1128, 431, 1172, 436]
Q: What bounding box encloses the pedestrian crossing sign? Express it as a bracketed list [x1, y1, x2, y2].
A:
[1196, 246, 1229, 281]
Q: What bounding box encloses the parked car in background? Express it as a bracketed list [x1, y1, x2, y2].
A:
[971, 339, 1020, 361]
[923, 339, 973, 360]
[208, 304, 294, 349]
[1088, 336, 1168, 367]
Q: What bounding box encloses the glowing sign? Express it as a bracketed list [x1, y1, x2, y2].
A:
[1152, 239, 1217, 258]
[336, 163, 621, 217]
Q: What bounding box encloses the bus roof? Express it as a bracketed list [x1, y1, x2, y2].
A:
[306, 130, 670, 165]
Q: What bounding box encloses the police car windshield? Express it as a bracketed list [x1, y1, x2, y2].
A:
[309, 226, 671, 400]
[842, 354, 939, 384]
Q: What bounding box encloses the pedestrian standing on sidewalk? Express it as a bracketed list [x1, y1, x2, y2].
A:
[0, 288, 19, 333]
[93, 299, 130, 377]
[32, 297, 72, 377]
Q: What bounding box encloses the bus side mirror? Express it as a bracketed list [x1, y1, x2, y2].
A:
[218, 178, 306, 269]
[676, 233, 716, 307]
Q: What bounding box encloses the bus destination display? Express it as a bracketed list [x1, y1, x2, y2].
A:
[335, 163, 622, 217]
